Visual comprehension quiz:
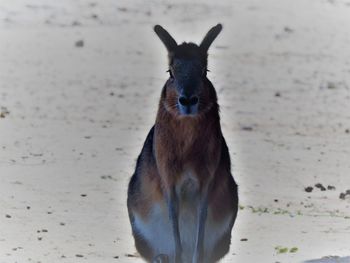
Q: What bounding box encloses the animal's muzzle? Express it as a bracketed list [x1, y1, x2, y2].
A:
[178, 95, 199, 115]
[178, 95, 199, 107]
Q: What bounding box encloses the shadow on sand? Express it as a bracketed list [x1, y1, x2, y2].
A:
[304, 256, 350, 263]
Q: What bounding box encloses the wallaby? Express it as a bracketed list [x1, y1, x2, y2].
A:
[127, 24, 238, 263]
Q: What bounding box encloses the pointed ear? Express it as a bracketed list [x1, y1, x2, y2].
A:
[154, 25, 178, 52]
[200, 24, 223, 52]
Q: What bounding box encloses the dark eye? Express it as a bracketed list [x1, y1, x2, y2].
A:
[166, 69, 174, 79]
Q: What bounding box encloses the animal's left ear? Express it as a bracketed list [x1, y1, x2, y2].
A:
[200, 24, 223, 52]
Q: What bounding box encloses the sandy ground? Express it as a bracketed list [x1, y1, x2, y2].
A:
[1, 0, 350, 262]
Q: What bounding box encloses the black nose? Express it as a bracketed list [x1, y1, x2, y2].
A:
[178, 96, 199, 107]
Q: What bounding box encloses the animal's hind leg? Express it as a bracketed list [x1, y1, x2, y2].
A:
[131, 219, 154, 261]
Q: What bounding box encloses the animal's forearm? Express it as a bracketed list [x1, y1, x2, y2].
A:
[167, 188, 182, 263]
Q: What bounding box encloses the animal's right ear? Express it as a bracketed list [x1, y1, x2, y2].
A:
[154, 25, 178, 52]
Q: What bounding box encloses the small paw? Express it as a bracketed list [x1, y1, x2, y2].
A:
[152, 254, 169, 263]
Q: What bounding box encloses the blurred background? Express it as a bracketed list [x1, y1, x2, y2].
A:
[1, 0, 350, 262]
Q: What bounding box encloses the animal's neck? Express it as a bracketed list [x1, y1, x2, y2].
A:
[156, 102, 221, 148]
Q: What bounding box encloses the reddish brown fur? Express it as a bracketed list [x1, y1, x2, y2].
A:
[156, 82, 219, 182]
[135, 166, 163, 220]
[129, 78, 234, 220]
[127, 24, 238, 263]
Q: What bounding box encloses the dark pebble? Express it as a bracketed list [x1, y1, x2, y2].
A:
[304, 186, 313, 193]
[327, 82, 337, 89]
[327, 185, 336, 190]
[339, 193, 346, 200]
[75, 40, 84, 47]
[284, 26, 294, 33]
[118, 7, 128, 12]
[72, 21, 82, 26]
[315, 183, 326, 191]
[241, 126, 253, 131]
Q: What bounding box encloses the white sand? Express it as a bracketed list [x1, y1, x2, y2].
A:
[1, 0, 350, 262]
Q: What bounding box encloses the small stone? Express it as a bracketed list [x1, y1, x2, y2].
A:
[72, 21, 82, 26]
[0, 107, 10, 118]
[315, 183, 326, 191]
[327, 185, 336, 190]
[327, 82, 337, 89]
[304, 186, 313, 193]
[240, 238, 248, 242]
[339, 193, 346, 200]
[117, 7, 128, 12]
[75, 40, 84, 47]
[284, 26, 294, 33]
[241, 126, 253, 131]
[5, 214, 11, 218]
[289, 247, 298, 253]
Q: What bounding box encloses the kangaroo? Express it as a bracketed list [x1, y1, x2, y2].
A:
[127, 24, 238, 263]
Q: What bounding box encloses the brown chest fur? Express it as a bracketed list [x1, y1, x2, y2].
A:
[154, 99, 222, 189]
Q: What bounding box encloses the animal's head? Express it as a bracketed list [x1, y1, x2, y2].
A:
[154, 24, 222, 116]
